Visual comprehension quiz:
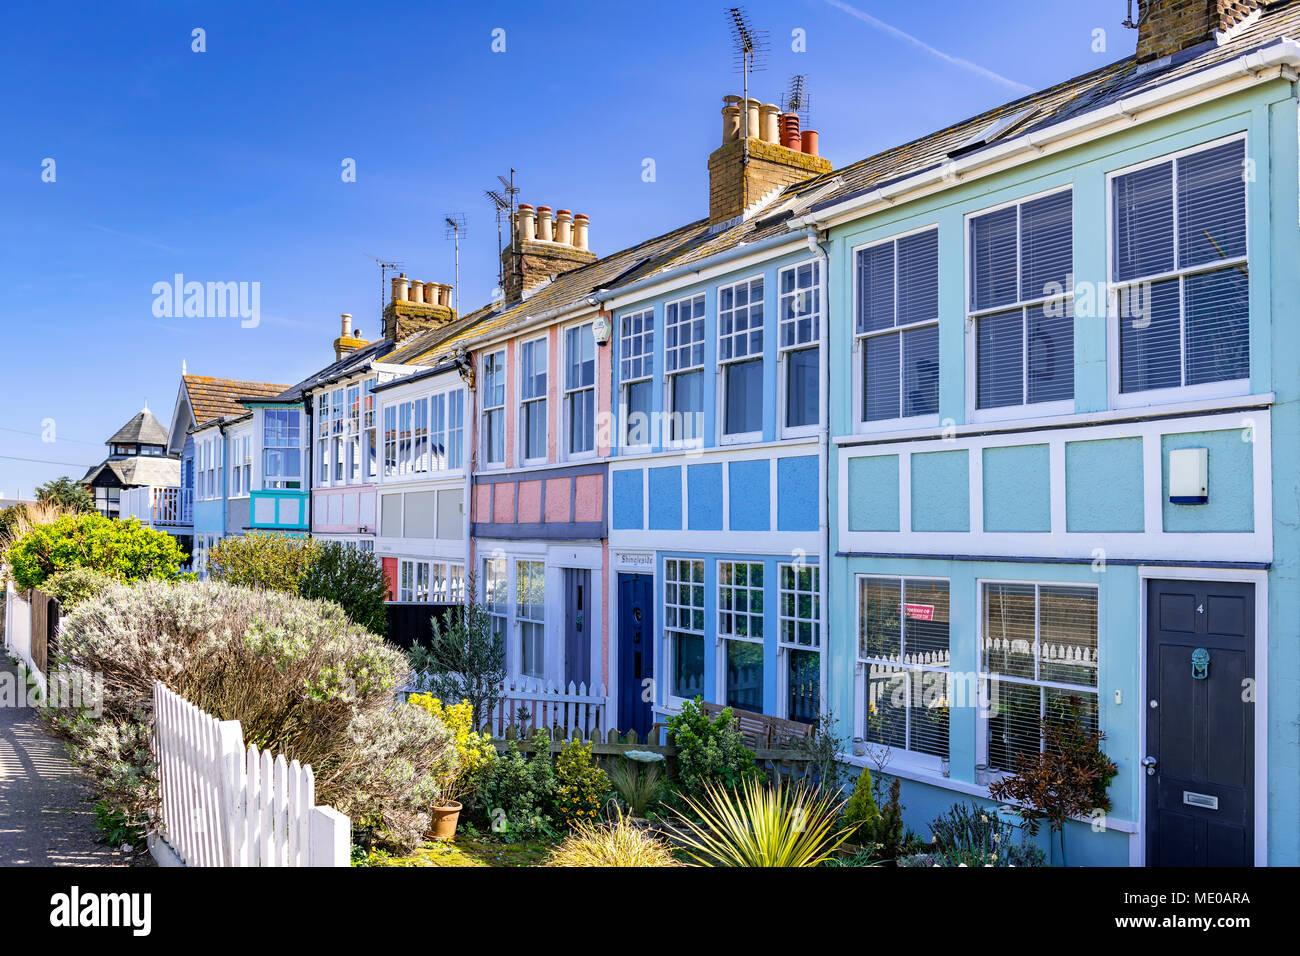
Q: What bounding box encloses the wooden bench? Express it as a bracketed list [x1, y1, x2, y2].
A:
[698, 701, 815, 750]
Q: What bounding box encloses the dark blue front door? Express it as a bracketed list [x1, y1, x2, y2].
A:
[618, 573, 654, 738]
[1145, 578, 1254, 866]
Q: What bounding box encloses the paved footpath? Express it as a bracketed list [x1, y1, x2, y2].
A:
[0, 656, 123, 866]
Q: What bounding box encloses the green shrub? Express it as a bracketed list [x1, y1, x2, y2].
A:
[35, 476, 94, 513]
[665, 697, 757, 801]
[843, 767, 881, 843]
[298, 541, 390, 636]
[547, 813, 680, 867]
[42, 568, 118, 612]
[408, 578, 505, 727]
[476, 730, 557, 839]
[4, 514, 188, 591]
[207, 532, 317, 593]
[554, 739, 610, 829]
[54, 579, 456, 853]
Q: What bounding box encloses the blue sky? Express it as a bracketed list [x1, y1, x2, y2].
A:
[0, 0, 1133, 497]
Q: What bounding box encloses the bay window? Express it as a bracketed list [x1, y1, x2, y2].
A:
[1112, 137, 1248, 398]
[565, 323, 596, 455]
[719, 276, 764, 440]
[520, 337, 547, 462]
[858, 576, 951, 760]
[664, 293, 705, 444]
[262, 408, 301, 489]
[619, 308, 654, 449]
[664, 558, 706, 699]
[856, 229, 940, 424]
[968, 190, 1074, 413]
[981, 582, 1099, 772]
[718, 561, 764, 713]
[779, 261, 820, 432]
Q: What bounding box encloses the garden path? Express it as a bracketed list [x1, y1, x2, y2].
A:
[0, 656, 123, 866]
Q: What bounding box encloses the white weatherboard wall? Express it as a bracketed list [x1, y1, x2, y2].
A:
[151, 682, 350, 867]
[2, 583, 43, 696]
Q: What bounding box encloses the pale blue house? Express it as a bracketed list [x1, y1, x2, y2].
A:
[803, 0, 1299, 866]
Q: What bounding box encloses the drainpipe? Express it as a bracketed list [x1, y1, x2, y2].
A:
[800, 226, 832, 745]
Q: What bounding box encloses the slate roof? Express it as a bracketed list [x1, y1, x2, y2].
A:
[82, 456, 181, 489]
[376, 1, 1300, 371]
[108, 408, 169, 446]
[273, 338, 396, 402]
[183, 375, 287, 428]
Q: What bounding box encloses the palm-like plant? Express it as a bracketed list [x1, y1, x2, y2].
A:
[673, 775, 852, 867]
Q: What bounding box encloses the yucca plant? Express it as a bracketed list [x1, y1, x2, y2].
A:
[607, 757, 664, 817]
[673, 775, 852, 867]
[546, 812, 681, 867]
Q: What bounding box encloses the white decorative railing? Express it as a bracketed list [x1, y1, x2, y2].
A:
[119, 486, 192, 527]
[151, 682, 349, 867]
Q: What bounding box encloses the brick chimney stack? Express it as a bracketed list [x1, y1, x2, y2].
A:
[500, 204, 597, 303]
[1136, 0, 1262, 62]
[382, 272, 457, 342]
[708, 95, 834, 224]
[333, 313, 369, 361]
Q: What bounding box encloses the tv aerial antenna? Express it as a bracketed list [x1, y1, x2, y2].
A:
[485, 188, 510, 287]
[364, 254, 403, 324]
[727, 7, 768, 207]
[494, 170, 520, 302]
[782, 74, 811, 128]
[1121, 1, 1149, 29]
[443, 214, 466, 315]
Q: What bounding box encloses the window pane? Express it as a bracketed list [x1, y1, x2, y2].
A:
[1114, 161, 1174, 281]
[901, 325, 940, 417]
[673, 633, 705, 698]
[897, 229, 939, 326]
[624, 379, 652, 446]
[983, 582, 1036, 680]
[569, 388, 594, 454]
[786, 346, 818, 428]
[672, 370, 704, 441]
[903, 579, 950, 664]
[863, 334, 900, 422]
[1184, 267, 1249, 386]
[911, 668, 950, 757]
[857, 243, 895, 333]
[566, 324, 596, 389]
[724, 358, 762, 435]
[865, 665, 907, 749]
[1026, 302, 1074, 404]
[1020, 191, 1073, 301]
[860, 578, 901, 660]
[988, 681, 1041, 771]
[524, 400, 546, 459]
[970, 206, 1018, 310]
[1039, 586, 1099, 687]
[726, 640, 764, 712]
[1177, 139, 1247, 269]
[976, 309, 1024, 409]
[522, 340, 547, 399]
[1119, 277, 1181, 393]
[788, 650, 819, 725]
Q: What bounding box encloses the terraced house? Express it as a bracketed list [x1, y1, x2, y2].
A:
[804, 0, 1300, 867]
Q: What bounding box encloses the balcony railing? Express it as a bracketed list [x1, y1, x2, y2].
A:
[119, 486, 193, 528]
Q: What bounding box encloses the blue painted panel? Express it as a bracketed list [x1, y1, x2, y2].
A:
[687, 463, 723, 531]
[647, 466, 682, 530]
[846, 455, 899, 532]
[911, 450, 969, 532]
[1161, 430, 1253, 532]
[776, 456, 819, 532]
[612, 469, 644, 530]
[728, 459, 769, 531]
[983, 445, 1051, 532]
[1065, 437, 1144, 532]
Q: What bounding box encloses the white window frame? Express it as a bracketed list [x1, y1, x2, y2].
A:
[974, 578, 1101, 777]
[716, 274, 765, 446]
[481, 348, 507, 469]
[777, 562, 820, 721]
[518, 335, 549, 465]
[1105, 132, 1251, 411]
[964, 186, 1076, 425]
[563, 320, 597, 461]
[662, 292, 706, 450]
[230, 432, 252, 498]
[852, 224, 942, 434]
[716, 559, 766, 713]
[618, 307, 655, 453]
[483, 555, 508, 645]
[663, 557, 706, 707]
[516, 559, 546, 679]
[777, 260, 821, 439]
[346, 383, 361, 483]
[362, 376, 378, 482]
[315, 393, 330, 485]
[854, 573, 952, 773]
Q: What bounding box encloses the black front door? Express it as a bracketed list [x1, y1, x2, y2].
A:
[618, 573, 654, 738]
[1145, 578, 1254, 866]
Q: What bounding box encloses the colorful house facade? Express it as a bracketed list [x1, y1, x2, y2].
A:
[804, 0, 1300, 866]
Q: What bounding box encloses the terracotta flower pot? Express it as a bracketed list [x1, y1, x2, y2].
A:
[430, 800, 462, 841]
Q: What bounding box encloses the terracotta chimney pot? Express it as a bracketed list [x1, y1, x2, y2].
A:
[760, 103, 780, 144]
[537, 206, 554, 242]
[555, 209, 573, 246]
[517, 203, 536, 242]
[573, 213, 590, 252]
[341, 313, 352, 336]
[801, 129, 820, 157]
[409, 279, 424, 304]
[395, 273, 410, 302]
[745, 98, 761, 140]
[780, 112, 801, 150]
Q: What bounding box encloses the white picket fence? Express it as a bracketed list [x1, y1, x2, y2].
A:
[2, 582, 44, 696]
[151, 682, 350, 867]
[484, 678, 609, 741]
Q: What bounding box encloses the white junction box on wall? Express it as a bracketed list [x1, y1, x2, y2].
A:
[1169, 447, 1209, 504]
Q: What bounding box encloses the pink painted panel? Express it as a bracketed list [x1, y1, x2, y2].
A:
[517, 480, 542, 523]
[474, 483, 492, 523]
[544, 478, 570, 523]
[493, 482, 515, 523]
[574, 474, 602, 522]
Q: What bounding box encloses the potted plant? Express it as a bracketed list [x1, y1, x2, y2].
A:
[408, 694, 497, 841]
